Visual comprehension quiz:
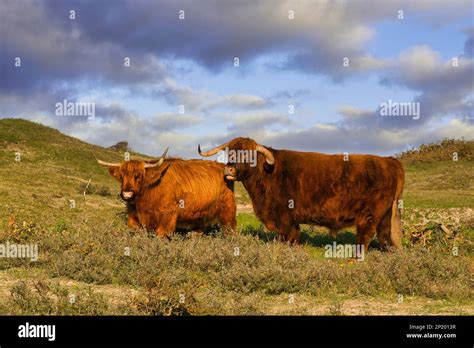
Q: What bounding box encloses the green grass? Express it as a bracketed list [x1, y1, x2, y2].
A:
[0, 118, 473, 315]
[237, 212, 262, 229]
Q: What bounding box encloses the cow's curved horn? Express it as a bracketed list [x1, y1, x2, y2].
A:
[96, 159, 121, 167]
[198, 141, 230, 157]
[256, 145, 275, 165]
[144, 147, 169, 168]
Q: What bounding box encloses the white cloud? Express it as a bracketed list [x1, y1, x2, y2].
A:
[339, 106, 375, 120]
[207, 95, 267, 110]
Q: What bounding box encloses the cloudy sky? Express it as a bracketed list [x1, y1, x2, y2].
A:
[1, 0, 473, 158]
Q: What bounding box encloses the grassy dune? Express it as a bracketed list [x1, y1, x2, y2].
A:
[0, 118, 472, 315]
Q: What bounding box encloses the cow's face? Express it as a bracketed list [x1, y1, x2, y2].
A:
[109, 161, 146, 201]
[97, 148, 168, 202]
[199, 137, 274, 182]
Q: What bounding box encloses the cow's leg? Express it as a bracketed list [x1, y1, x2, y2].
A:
[127, 213, 141, 229]
[218, 196, 237, 235]
[356, 218, 377, 252]
[376, 210, 392, 251]
[154, 214, 177, 239]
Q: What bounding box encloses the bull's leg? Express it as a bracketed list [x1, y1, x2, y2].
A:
[390, 202, 403, 250]
[376, 210, 392, 251]
[329, 228, 339, 239]
[276, 232, 286, 242]
[290, 225, 301, 244]
[274, 224, 288, 242]
[284, 225, 301, 244]
[189, 229, 204, 238]
[356, 219, 377, 252]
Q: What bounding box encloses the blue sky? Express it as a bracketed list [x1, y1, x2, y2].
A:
[1, 0, 473, 158]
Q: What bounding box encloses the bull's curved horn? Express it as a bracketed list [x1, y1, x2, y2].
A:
[198, 141, 230, 157]
[256, 144, 275, 165]
[144, 147, 169, 168]
[96, 159, 121, 167]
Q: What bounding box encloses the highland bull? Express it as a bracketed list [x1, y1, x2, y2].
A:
[97, 149, 236, 237]
[199, 138, 404, 251]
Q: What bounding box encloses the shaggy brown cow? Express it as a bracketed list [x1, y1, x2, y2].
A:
[97, 149, 236, 237]
[199, 138, 404, 251]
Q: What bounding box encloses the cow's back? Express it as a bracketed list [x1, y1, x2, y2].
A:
[163, 159, 229, 203]
[139, 159, 233, 226]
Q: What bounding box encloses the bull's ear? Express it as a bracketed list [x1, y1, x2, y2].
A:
[108, 167, 121, 181]
[264, 162, 274, 174]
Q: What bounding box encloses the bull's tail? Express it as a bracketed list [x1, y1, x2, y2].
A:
[390, 165, 404, 250]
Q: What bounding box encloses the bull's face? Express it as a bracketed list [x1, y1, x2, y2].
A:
[199, 137, 275, 182]
[96, 148, 168, 202]
[222, 140, 255, 181]
[223, 163, 239, 181]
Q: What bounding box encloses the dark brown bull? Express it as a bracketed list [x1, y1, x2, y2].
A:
[97, 149, 236, 237]
[199, 138, 404, 251]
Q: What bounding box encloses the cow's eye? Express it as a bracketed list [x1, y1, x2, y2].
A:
[134, 174, 140, 180]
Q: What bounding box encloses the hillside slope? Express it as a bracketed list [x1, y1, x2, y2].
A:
[0, 118, 167, 231]
[398, 139, 474, 208]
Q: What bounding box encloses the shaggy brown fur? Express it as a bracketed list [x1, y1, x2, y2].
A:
[105, 158, 236, 237]
[202, 137, 404, 250]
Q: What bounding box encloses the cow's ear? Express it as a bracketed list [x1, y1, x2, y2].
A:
[108, 167, 121, 181]
[145, 164, 171, 186]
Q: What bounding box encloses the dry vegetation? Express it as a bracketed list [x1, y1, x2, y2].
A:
[396, 138, 474, 163]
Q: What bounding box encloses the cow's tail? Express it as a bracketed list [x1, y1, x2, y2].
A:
[390, 163, 404, 250]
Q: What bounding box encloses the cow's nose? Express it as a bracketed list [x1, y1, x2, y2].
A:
[225, 167, 236, 175]
[121, 191, 134, 199]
